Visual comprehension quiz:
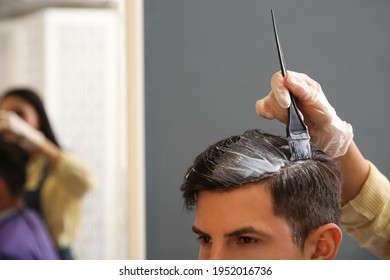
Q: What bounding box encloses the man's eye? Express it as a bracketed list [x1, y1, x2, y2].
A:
[238, 236, 256, 245]
[197, 235, 212, 246]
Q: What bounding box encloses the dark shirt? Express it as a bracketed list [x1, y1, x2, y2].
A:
[0, 208, 59, 260]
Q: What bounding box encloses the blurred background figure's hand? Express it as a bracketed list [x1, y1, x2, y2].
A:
[256, 71, 353, 158]
[0, 110, 44, 151]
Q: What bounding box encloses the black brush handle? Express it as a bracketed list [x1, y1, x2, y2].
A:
[271, 10, 307, 135]
[271, 10, 287, 76]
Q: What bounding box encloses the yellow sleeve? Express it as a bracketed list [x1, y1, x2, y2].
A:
[40, 151, 96, 248]
[49, 151, 97, 199]
[341, 161, 390, 259]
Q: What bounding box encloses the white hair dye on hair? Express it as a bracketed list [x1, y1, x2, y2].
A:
[189, 130, 292, 186]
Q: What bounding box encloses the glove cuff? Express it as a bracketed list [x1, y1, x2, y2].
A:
[318, 118, 354, 158]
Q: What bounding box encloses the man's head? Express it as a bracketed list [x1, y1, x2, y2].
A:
[0, 139, 29, 210]
[181, 129, 343, 260]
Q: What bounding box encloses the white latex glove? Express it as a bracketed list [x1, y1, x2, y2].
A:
[256, 71, 353, 158]
[0, 110, 45, 151]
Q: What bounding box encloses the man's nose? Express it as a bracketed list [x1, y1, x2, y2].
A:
[208, 244, 231, 260]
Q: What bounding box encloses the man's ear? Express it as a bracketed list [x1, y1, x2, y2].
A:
[307, 223, 343, 260]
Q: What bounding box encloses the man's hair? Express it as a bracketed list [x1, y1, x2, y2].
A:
[0, 139, 29, 197]
[180, 129, 342, 249]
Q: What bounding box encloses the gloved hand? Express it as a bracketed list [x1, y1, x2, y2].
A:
[256, 71, 353, 158]
[0, 110, 45, 151]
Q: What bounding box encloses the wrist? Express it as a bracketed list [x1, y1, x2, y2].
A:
[311, 117, 353, 158]
[19, 129, 45, 152]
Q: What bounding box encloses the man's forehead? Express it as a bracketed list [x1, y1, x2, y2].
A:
[195, 183, 274, 223]
[193, 182, 294, 241]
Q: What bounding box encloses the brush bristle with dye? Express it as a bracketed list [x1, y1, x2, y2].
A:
[285, 96, 312, 161]
[287, 133, 311, 161]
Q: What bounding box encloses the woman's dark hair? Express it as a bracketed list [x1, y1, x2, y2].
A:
[181, 129, 342, 250]
[1, 88, 61, 148]
[0, 139, 30, 197]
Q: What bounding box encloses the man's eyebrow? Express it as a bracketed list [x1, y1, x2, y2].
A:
[192, 225, 210, 237]
[224, 226, 270, 238]
[192, 225, 270, 239]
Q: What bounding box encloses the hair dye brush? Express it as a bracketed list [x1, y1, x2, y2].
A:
[271, 9, 311, 161]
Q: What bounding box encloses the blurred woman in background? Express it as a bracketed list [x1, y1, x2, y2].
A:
[0, 88, 96, 259]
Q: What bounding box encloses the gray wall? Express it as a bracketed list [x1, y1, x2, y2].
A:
[144, 0, 390, 259]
